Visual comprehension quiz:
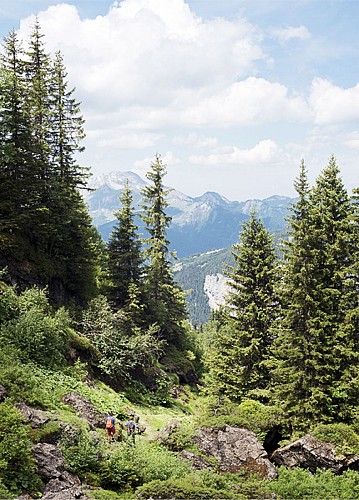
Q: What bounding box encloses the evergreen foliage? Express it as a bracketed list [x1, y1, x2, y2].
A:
[0, 22, 100, 306]
[141, 154, 188, 345]
[207, 212, 278, 401]
[270, 157, 359, 427]
[108, 181, 144, 314]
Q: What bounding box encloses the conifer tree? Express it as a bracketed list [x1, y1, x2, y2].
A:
[0, 31, 34, 247]
[271, 157, 359, 427]
[49, 51, 87, 188]
[0, 23, 100, 305]
[108, 181, 144, 313]
[208, 211, 278, 402]
[141, 154, 187, 344]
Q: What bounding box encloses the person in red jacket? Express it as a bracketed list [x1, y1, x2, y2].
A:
[105, 414, 116, 443]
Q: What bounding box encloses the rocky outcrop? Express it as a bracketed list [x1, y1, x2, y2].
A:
[16, 401, 50, 428]
[271, 433, 359, 474]
[193, 426, 278, 479]
[62, 392, 106, 429]
[180, 450, 213, 470]
[32, 443, 87, 499]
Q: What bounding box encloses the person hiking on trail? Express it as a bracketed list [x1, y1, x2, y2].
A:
[124, 414, 138, 444]
[105, 414, 116, 443]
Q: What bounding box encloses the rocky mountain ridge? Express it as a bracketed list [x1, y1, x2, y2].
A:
[83, 170, 295, 258]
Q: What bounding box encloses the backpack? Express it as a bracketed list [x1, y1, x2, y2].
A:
[127, 421, 136, 434]
[106, 417, 114, 429]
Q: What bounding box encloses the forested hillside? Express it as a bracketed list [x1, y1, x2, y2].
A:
[1, 24, 359, 500]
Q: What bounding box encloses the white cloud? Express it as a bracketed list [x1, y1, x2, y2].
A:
[310, 78, 359, 125]
[183, 77, 311, 126]
[343, 132, 359, 151]
[271, 25, 311, 42]
[173, 133, 219, 150]
[189, 139, 280, 166]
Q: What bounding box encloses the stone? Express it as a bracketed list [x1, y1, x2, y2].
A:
[180, 450, 213, 470]
[16, 401, 50, 429]
[271, 433, 359, 474]
[32, 443, 87, 499]
[193, 426, 278, 479]
[61, 392, 107, 429]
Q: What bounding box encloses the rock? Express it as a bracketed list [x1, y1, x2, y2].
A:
[0, 384, 7, 402]
[41, 471, 85, 499]
[32, 443, 87, 499]
[157, 419, 183, 450]
[180, 450, 213, 470]
[271, 433, 359, 474]
[61, 392, 106, 429]
[193, 426, 278, 479]
[16, 401, 50, 428]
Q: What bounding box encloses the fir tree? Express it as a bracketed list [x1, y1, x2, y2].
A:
[108, 181, 144, 314]
[208, 211, 278, 402]
[271, 157, 359, 427]
[0, 31, 34, 248]
[141, 154, 187, 344]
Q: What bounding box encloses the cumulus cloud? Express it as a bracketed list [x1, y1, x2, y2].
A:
[309, 78, 359, 125]
[271, 25, 311, 42]
[183, 77, 311, 126]
[13, 0, 358, 199]
[189, 139, 280, 166]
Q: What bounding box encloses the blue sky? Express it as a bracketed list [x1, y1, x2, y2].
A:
[1, 0, 358, 200]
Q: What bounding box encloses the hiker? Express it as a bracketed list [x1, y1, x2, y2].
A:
[105, 414, 116, 443]
[124, 413, 138, 444]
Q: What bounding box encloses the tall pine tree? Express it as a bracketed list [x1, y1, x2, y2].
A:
[270, 157, 358, 427]
[108, 180, 144, 314]
[208, 211, 278, 402]
[141, 154, 187, 345]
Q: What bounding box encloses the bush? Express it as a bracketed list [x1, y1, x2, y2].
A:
[0, 282, 19, 325]
[99, 446, 139, 490]
[60, 429, 104, 476]
[201, 398, 281, 440]
[135, 441, 190, 484]
[0, 401, 41, 495]
[0, 288, 69, 367]
[269, 467, 359, 499]
[312, 423, 359, 455]
[0, 360, 49, 408]
[136, 476, 241, 499]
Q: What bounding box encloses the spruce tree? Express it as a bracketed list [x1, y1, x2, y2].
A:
[208, 211, 278, 402]
[0, 31, 34, 250]
[108, 181, 144, 313]
[271, 157, 358, 427]
[0, 23, 100, 305]
[141, 154, 187, 344]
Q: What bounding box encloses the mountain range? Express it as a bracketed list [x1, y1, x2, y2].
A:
[83, 170, 295, 258]
[83, 171, 295, 324]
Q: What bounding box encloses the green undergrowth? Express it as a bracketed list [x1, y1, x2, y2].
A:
[311, 423, 359, 456]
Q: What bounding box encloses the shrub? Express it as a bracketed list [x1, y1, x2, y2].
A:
[136, 476, 240, 499]
[269, 467, 359, 499]
[0, 361, 49, 408]
[60, 429, 104, 475]
[0, 401, 41, 495]
[99, 446, 139, 490]
[135, 441, 190, 484]
[0, 288, 70, 368]
[201, 398, 281, 440]
[0, 282, 19, 325]
[312, 423, 359, 455]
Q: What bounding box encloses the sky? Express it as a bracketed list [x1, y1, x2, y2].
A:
[1, 0, 358, 201]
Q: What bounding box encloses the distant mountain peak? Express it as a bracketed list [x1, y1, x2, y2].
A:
[88, 170, 147, 191]
[195, 191, 229, 205]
